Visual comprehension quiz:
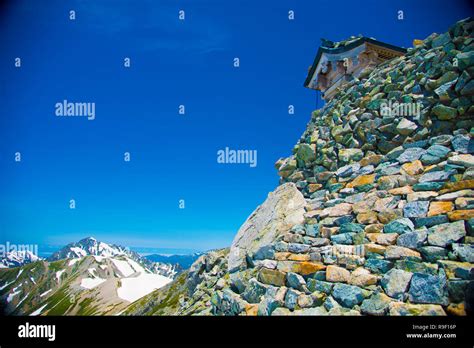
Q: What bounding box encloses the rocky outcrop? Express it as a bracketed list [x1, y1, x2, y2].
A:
[228, 183, 307, 273]
[207, 17, 474, 316]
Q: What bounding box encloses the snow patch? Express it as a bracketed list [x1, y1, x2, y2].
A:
[80, 277, 106, 289]
[111, 258, 135, 277]
[0, 280, 14, 291]
[7, 289, 21, 303]
[40, 289, 52, 297]
[117, 273, 172, 302]
[56, 270, 65, 282]
[68, 258, 80, 266]
[30, 303, 48, 316]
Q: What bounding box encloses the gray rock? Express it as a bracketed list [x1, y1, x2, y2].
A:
[408, 271, 449, 306]
[381, 268, 413, 300]
[384, 218, 414, 234]
[427, 220, 466, 247]
[284, 288, 300, 310]
[418, 170, 456, 183]
[241, 278, 268, 303]
[452, 134, 472, 154]
[286, 272, 307, 291]
[229, 183, 306, 272]
[397, 147, 426, 163]
[403, 201, 430, 218]
[397, 230, 427, 249]
[360, 292, 392, 316]
[332, 283, 365, 308]
[452, 243, 474, 262]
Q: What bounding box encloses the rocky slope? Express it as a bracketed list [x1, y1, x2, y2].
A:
[149, 17, 474, 316]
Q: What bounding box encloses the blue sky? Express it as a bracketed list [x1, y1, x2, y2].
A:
[0, 0, 472, 253]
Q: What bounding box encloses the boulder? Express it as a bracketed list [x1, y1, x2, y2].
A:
[229, 183, 306, 272]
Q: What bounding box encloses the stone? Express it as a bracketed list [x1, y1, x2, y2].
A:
[349, 267, 378, 287]
[339, 148, 364, 163]
[432, 104, 457, 120]
[401, 160, 424, 176]
[286, 272, 307, 291]
[346, 174, 375, 188]
[447, 210, 474, 221]
[245, 304, 259, 316]
[367, 232, 398, 245]
[413, 182, 445, 191]
[326, 265, 351, 283]
[452, 243, 474, 262]
[407, 191, 438, 202]
[307, 279, 333, 294]
[414, 215, 449, 228]
[384, 218, 414, 236]
[403, 201, 430, 218]
[451, 134, 471, 154]
[320, 203, 353, 217]
[428, 201, 454, 216]
[381, 268, 413, 300]
[419, 246, 448, 262]
[258, 268, 287, 287]
[448, 154, 474, 167]
[385, 245, 421, 260]
[361, 292, 392, 316]
[296, 143, 316, 163]
[332, 283, 365, 308]
[331, 233, 355, 245]
[291, 261, 326, 275]
[388, 186, 413, 195]
[335, 163, 361, 178]
[397, 148, 426, 164]
[229, 183, 306, 272]
[339, 222, 364, 234]
[408, 272, 449, 305]
[419, 170, 455, 183]
[257, 297, 279, 316]
[365, 259, 393, 274]
[242, 279, 268, 303]
[394, 259, 438, 275]
[360, 154, 384, 167]
[356, 211, 378, 224]
[305, 224, 319, 237]
[271, 307, 292, 316]
[397, 231, 427, 249]
[439, 180, 474, 195]
[396, 118, 417, 135]
[437, 260, 473, 280]
[284, 288, 300, 310]
[253, 245, 275, 260]
[287, 243, 310, 254]
[388, 302, 446, 316]
[427, 220, 466, 247]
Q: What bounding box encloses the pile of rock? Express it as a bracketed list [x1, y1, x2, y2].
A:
[209, 17, 474, 316]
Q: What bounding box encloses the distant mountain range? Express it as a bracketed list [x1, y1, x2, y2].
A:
[0, 237, 202, 315]
[145, 252, 203, 271]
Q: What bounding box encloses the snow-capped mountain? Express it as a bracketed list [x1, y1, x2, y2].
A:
[0, 237, 178, 316]
[48, 237, 177, 278]
[0, 250, 42, 268]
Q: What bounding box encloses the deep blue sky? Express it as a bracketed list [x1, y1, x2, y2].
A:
[0, 0, 472, 252]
